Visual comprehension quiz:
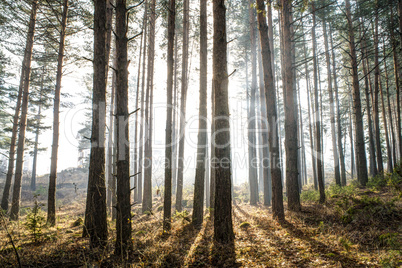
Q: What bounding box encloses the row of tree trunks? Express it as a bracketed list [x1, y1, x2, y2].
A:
[311, 3, 325, 203]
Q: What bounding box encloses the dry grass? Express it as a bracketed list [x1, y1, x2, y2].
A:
[0, 178, 401, 267]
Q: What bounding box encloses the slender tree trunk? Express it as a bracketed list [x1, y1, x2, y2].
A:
[247, 0, 258, 205]
[172, 36, 178, 196]
[392, 2, 402, 162]
[176, 0, 190, 212]
[9, 0, 38, 220]
[384, 37, 397, 168]
[213, 0, 234, 244]
[329, 25, 346, 185]
[323, 21, 340, 186]
[163, 0, 175, 232]
[82, 0, 108, 247]
[138, 1, 148, 204]
[281, 0, 300, 210]
[346, 0, 368, 185]
[133, 10, 146, 204]
[192, 0, 207, 228]
[373, 4, 384, 174]
[142, 0, 155, 213]
[47, 0, 69, 226]
[359, 20, 377, 177]
[381, 47, 393, 173]
[257, 0, 284, 219]
[107, 67, 116, 214]
[256, 20, 271, 206]
[311, 3, 325, 203]
[205, 134, 210, 208]
[31, 66, 45, 192]
[348, 92, 355, 180]
[114, 0, 131, 254]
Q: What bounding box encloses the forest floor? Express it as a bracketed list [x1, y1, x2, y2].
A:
[0, 171, 401, 267]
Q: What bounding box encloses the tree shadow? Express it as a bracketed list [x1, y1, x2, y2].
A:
[159, 222, 201, 267]
[235, 204, 366, 267]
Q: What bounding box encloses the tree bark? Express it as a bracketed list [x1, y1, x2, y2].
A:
[247, 0, 258, 206]
[256, 0, 284, 218]
[345, 0, 368, 185]
[192, 0, 207, 228]
[114, 0, 131, 255]
[163, 0, 175, 232]
[281, 0, 301, 210]
[9, 0, 38, 221]
[82, 0, 108, 247]
[138, 0, 148, 205]
[373, 4, 384, 174]
[176, 0, 190, 212]
[47, 0, 69, 226]
[142, 0, 156, 213]
[213, 0, 234, 244]
[393, 2, 402, 162]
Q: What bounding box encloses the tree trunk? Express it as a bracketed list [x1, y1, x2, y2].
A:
[381, 46, 393, 173]
[329, 25, 347, 186]
[47, 0, 69, 226]
[348, 92, 355, 180]
[323, 20, 340, 186]
[311, 3, 325, 203]
[9, 0, 38, 221]
[346, 0, 368, 185]
[138, 0, 148, 205]
[114, 0, 131, 255]
[359, 19, 377, 177]
[133, 9, 146, 204]
[142, 0, 156, 213]
[213, 0, 234, 245]
[163, 0, 175, 232]
[31, 66, 45, 192]
[192, 0, 207, 228]
[256, 0, 283, 219]
[281, 0, 301, 210]
[257, 23, 271, 206]
[107, 66, 116, 214]
[172, 35, 178, 196]
[373, 5, 384, 174]
[205, 134, 210, 208]
[176, 0, 190, 212]
[82, 0, 108, 247]
[247, 0, 258, 206]
[392, 2, 402, 162]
